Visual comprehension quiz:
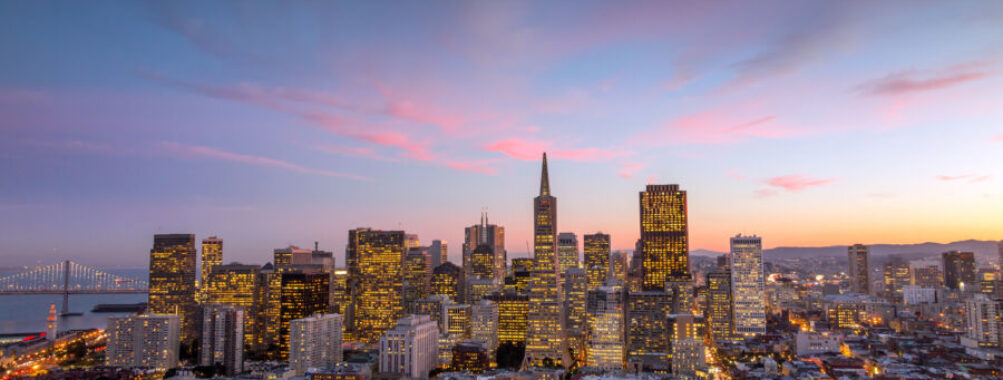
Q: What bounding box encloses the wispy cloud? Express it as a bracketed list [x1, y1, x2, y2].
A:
[764, 174, 835, 191]
[158, 141, 370, 180]
[993, 134, 1003, 142]
[633, 111, 795, 145]
[754, 189, 780, 199]
[314, 144, 401, 163]
[858, 64, 991, 97]
[618, 162, 645, 179]
[937, 174, 990, 183]
[483, 138, 630, 162]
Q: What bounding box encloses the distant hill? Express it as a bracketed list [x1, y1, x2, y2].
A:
[692, 239, 1001, 264]
[762, 239, 1001, 264]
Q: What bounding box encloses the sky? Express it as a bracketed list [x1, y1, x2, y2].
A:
[2, 1, 1003, 268]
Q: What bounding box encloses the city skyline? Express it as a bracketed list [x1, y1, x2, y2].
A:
[4, 1, 1003, 268]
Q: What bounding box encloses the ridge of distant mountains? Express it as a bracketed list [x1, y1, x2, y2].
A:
[692, 239, 1002, 264]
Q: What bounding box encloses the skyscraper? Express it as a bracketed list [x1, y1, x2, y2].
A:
[429, 240, 448, 269]
[705, 271, 733, 344]
[148, 234, 199, 343]
[348, 229, 405, 343]
[485, 291, 529, 345]
[564, 267, 587, 332]
[883, 255, 911, 301]
[730, 234, 765, 337]
[584, 233, 611, 290]
[470, 300, 499, 366]
[277, 271, 330, 359]
[626, 290, 671, 372]
[203, 263, 260, 349]
[289, 313, 344, 376]
[558, 232, 580, 275]
[943, 250, 977, 290]
[274, 245, 312, 267]
[666, 314, 707, 378]
[200, 236, 223, 302]
[200, 304, 244, 376]
[431, 262, 463, 301]
[912, 265, 943, 288]
[639, 184, 691, 290]
[848, 244, 870, 294]
[586, 284, 625, 370]
[610, 251, 628, 285]
[403, 248, 433, 310]
[463, 212, 505, 283]
[523, 153, 571, 369]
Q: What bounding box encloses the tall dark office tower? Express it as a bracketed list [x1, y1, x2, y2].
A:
[705, 271, 733, 343]
[523, 153, 571, 368]
[149, 234, 199, 343]
[403, 248, 433, 310]
[463, 212, 506, 282]
[347, 228, 405, 343]
[584, 233, 611, 289]
[639, 184, 691, 290]
[942, 250, 977, 290]
[276, 270, 329, 359]
[200, 236, 223, 302]
[848, 244, 870, 294]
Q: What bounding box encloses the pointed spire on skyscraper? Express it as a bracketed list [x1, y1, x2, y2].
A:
[540, 152, 550, 196]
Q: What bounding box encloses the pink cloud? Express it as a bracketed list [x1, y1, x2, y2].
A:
[314, 144, 400, 163]
[483, 138, 630, 162]
[634, 111, 797, 145]
[764, 175, 835, 191]
[158, 141, 369, 181]
[993, 134, 1003, 142]
[937, 174, 990, 183]
[725, 168, 746, 180]
[618, 162, 645, 179]
[754, 189, 780, 198]
[858, 65, 991, 97]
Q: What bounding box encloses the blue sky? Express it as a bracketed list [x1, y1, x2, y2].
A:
[2, 1, 1002, 267]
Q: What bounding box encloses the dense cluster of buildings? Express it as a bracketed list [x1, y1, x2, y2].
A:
[93, 153, 1003, 379]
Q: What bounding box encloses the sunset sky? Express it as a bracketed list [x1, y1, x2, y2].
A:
[2, 1, 1003, 267]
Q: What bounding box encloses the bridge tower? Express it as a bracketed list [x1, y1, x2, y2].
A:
[61, 260, 73, 316]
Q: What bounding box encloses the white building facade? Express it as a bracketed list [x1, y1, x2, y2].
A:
[289, 313, 344, 376]
[730, 234, 766, 336]
[106, 314, 180, 369]
[379, 314, 439, 378]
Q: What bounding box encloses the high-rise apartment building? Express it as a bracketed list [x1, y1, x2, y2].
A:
[348, 229, 405, 343]
[523, 153, 571, 368]
[730, 235, 765, 337]
[706, 271, 733, 343]
[200, 236, 223, 302]
[848, 244, 870, 294]
[564, 267, 587, 332]
[558, 232, 580, 275]
[379, 315, 439, 379]
[463, 212, 506, 283]
[586, 284, 625, 370]
[639, 184, 691, 290]
[106, 314, 180, 370]
[289, 313, 343, 376]
[200, 304, 244, 376]
[964, 294, 1001, 348]
[943, 251, 977, 291]
[584, 233, 611, 290]
[148, 234, 199, 343]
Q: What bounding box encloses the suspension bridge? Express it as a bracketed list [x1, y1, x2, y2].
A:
[0, 260, 148, 315]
